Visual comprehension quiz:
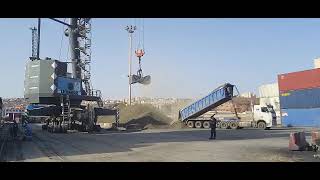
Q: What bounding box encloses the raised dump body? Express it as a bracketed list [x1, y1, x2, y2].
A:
[179, 83, 235, 122]
[179, 83, 277, 130]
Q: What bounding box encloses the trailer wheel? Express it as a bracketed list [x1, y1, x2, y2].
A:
[195, 121, 202, 128]
[203, 121, 210, 129]
[257, 121, 266, 129]
[220, 122, 228, 129]
[230, 122, 238, 129]
[187, 121, 195, 128]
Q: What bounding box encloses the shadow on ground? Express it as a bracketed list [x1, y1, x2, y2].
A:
[8, 125, 320, 161]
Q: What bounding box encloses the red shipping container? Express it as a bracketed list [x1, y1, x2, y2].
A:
[278, 68, 320, 92]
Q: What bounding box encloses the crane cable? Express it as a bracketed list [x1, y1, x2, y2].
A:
[135, 18, 145, 78]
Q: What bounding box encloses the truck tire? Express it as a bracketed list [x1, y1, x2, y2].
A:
[220, 121, 228, 129]
[257, 121, 266, 129]
[230, 122, 238, 129]
[203, 121, 210, 129]
[187, 121, 195, 128]
[195, 121, 202, 128]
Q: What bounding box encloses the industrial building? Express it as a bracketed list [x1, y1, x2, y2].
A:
[279, 58, 320, 127]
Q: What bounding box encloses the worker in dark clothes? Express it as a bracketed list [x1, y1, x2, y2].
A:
[209, 114, 217, 140]
[12, 119, 18, 139]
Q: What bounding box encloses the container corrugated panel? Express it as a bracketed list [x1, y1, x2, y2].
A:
[278, 68, 320, 92]
[280, 88, 320, 109]
[258, 83, 279, 98]
[281, 108, 320, 127]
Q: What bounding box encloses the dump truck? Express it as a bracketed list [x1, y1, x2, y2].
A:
[178, 83, 277, 129]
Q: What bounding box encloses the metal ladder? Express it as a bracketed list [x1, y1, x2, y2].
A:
[60, 95, 71, 123]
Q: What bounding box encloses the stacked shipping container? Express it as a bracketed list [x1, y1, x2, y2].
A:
[278, 68, 320, 127]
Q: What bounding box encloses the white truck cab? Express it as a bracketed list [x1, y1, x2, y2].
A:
[253, 104, 277, 129]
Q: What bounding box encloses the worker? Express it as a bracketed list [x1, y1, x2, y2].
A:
[209, 114, 217, 140]
[12, 119, 18, 139]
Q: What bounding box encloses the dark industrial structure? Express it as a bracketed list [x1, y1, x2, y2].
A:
[24, 18, 118, 133]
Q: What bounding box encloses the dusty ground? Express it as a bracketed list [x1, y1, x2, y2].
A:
[2, 124, 320, 162]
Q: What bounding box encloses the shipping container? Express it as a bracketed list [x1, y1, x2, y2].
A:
[258, 83, 279, 98]
[278, 68, 320, 92]
[279, 88, 320, 109]
[281, 108, 320, 127]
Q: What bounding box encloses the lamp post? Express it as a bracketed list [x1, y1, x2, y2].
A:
[125, 25, 136, 105]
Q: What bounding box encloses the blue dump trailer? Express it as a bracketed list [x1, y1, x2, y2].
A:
[179, 83, 276, 129]
[179, 83, 235, 128]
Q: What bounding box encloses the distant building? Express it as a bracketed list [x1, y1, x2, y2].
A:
[240, 92, 256, 98]
[3, 107, 25, 122]
[314, 57, 320, 69]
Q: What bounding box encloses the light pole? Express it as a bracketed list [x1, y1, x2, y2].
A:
[125, 25, 136, 105]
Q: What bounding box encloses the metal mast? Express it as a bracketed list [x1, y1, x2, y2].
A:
[67, 18, 93, 95]
[125, 25, 136, 105]
[29, 27, 38, 59]
[78, 18, 93, 95]
[68, 18, 81, 79]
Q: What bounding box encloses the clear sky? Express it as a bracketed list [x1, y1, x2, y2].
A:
[1, 18, 320, 99]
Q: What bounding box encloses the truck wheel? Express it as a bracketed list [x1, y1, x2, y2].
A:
[220, 122, 228, 129]
[195, 121, 202, 128]
[230, 122, 238, 129]
[203, 121, 210, 129]
[187, 121, 194, 128]
[257, 121, 266, 129]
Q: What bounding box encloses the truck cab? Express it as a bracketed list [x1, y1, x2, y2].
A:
[253, 104, 277, 129]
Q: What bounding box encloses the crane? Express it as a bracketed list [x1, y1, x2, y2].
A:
[24, 18, 118, 133]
